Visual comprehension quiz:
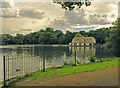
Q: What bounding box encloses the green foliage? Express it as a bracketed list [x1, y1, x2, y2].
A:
[63, 61, 69, 66]
[63, 60, 75, 66]
[75, 33, 84, 37]
[76, 60, 81, 65]
[100, 58, 104, 62]
[68, 61, 75, 66]
[53, 1, 91, 11]
[21, 57, 119, 82]
[89, 55, 96, 62]
[25, 72, 30, 77]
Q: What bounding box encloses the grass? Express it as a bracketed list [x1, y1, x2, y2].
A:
[1, 57, 119, 87]
[25, 57, 119, 80]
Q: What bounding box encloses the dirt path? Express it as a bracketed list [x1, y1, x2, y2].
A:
[15, 66, 119, 86]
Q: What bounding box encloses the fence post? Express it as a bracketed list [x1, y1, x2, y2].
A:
[3, 55, 6, 87]
[74, 51, 76, 66]
[43, 54, 45, 72]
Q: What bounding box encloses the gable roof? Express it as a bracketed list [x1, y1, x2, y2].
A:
[72, 37, 96, 43]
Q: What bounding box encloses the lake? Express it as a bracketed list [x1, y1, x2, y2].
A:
[0, 45, 114, 81]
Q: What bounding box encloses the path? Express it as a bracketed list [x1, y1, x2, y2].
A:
[15, 66, 119, 86]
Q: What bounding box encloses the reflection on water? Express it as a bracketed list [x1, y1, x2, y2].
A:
[69, 47, 96, 64]
[0, 45, 114, 81]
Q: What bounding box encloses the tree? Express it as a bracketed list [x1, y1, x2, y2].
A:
[58, 35, 66, 44]
[79, 31, 86, 36]
[45, 27, 54, 33]
[75, 33, 84, 37]
[111, 18, 120, 56]
[65, 31, 74, 44]
[53, 0, 91, 11]
[54, 30, 64, 43]
[38, 32, 46, 44]
[14, 33, 24, 44]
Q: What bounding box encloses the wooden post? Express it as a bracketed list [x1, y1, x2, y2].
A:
[3, 56, 6, 87]
[43, 54, 45, 72]
[74, 51, 76, 66]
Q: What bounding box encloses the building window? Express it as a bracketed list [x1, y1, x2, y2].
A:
[87, 38, 91, 41]
[81, 39, 85, 41]
[75, 39, 79, 41]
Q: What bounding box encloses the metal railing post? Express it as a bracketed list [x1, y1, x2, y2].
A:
[3, 55, 6, 87]
[43, 54, 45, 72]
[75, 51, 76, 66]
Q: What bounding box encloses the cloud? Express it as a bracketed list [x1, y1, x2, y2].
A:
[62, 28, 74, 33]
[0, 1, 20, 18]
[50, 8, 109, 27]
[1, 2, 46, 19]
[50, 16, 70, 27]
[89, 13, 109, 25]
[1, 2, 9, 8]
[1, 8, 20, 18]
[50, 2, 118, 27]
[65, 8, 89, 26]
[19, 7, 46, 19]
[21, 29, 32, 32]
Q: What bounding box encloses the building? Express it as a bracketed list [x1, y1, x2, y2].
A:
[69, 37, 96, 46]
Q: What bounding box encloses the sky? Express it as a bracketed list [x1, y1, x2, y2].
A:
[0, 0, 119, 34]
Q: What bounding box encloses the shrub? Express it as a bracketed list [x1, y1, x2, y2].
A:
[25, 72, 29, 77]
[89, 55, 96, 62]
[56, 66, 63, 69]
[63, 61, 69, 66]
[76, 60, 81, 65]
[100, 58, 104, 62]
[69, 61, 75, 66]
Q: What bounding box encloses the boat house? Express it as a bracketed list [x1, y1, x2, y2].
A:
[69, 37, 96, 46]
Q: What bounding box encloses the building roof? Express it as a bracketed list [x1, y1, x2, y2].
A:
[72, 37, 96, 43]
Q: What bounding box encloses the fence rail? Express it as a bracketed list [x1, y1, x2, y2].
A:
[2, 51, 78, 87]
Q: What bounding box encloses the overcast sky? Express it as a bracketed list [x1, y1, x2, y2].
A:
[0, 0, 119, 34]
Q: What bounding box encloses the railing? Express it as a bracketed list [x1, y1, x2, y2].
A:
[2, 51, 78, 87]
[2, 51, 45, 87]
[2, 48, 114, 87]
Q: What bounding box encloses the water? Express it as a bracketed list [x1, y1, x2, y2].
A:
[0, 45, 114, 81]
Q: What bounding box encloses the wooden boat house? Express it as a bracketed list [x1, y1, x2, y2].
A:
[69, 37, 96, 46]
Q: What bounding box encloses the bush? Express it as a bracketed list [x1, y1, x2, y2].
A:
[69, 61, 75, 66]
[63, 61, 69, 66]
[56, 66, 63, 69]
[89, 55, 96, 62]
[25, 72, 29, 77]
[100, 58, 104, 62]
[76, 60, 81, 65]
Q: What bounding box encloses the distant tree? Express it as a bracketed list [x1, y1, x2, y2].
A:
[1, 34, 7, 45]
[75, 33, 84, 37]
[65, 31, 74, 44]
[58, 35, 66, 44]
[79, 31, 86, 36]
[14, 33, 24, 44]
[45, 27, 54, 33]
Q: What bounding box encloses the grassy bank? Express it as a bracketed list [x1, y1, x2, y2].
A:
[28, 57, 119, 80]
[2, 57, 119, 87]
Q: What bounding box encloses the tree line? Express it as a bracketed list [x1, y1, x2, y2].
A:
[0, 22, 119, 56]
[0, 27, 116, 45]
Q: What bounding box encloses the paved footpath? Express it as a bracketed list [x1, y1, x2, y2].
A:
[15, 66, 119, 86]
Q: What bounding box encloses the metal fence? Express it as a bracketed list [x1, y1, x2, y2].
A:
[2, 51, 46, 87]
[2, 48, 114, 87]
[2, 51, 78, 87]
